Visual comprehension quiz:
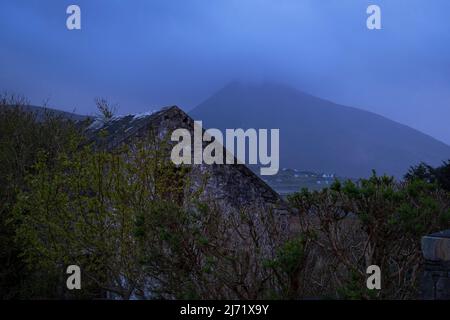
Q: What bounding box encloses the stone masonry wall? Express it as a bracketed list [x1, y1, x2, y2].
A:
[421, 230, 450, 299]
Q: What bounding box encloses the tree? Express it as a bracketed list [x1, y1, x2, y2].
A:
[288, 173, 450, 299]
[94, 98, 116, 121]
[135, 200, 296, 299]
[0, 94, 83, 298]
[13, 131, 191, 299]
[406, 160, 450, 192]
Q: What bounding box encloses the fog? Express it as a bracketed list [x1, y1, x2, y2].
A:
[1, 0, 449, 144]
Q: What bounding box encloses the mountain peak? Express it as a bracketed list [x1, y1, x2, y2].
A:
[190, 83, 450, 178]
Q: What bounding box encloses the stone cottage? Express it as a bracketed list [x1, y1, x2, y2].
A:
[86, 105, 291, 224]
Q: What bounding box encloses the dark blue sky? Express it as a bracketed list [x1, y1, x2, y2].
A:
[1, 0, 450, 144]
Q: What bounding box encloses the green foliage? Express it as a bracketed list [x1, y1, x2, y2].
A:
[263, 235, 311, 299]
[12, 131, 191, 299]
[3, 94, 450, 300]
[406, 160, 450, 192]
[0, 96, 84, 298]
[337, 270, 376, 300]
[1, 99, 291, 300]
[288, 172, 450, 299]
[270, 236, 306, 275]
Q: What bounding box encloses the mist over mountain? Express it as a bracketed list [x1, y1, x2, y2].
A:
[190, 82, 450, 178]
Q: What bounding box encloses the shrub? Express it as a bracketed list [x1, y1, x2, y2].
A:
[288, 173, 450, 299]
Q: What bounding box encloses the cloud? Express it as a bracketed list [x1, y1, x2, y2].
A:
[0, 0, 449, 143]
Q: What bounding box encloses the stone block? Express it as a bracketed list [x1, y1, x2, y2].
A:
[422, 230, 450, 261]
[436, 277, 450, 300]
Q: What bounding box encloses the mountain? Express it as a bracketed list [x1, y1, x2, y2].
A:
[3, 105, 89, 122]
[189, 82, 450, 178]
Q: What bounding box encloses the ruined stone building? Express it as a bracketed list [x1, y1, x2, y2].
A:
[86, 105, 291, 224]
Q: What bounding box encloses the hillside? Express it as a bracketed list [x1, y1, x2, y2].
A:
[190, 82, 450, 178]
[2, 104, 89, 122]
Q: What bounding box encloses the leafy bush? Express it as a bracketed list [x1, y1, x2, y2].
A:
[0, 95, 83, 298]
[3, 94, 450, 300]
[288, 173, 450, 299]
[406, 161, 450, 192]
